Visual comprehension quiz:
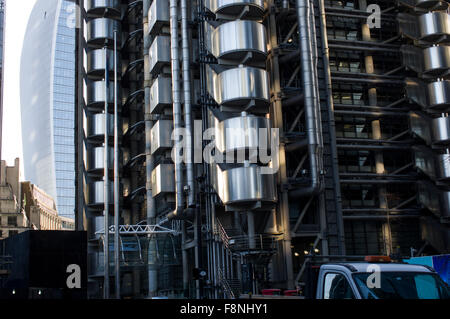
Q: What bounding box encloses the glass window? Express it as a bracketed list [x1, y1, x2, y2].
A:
[324, 273, 355, 299]
[7, 216, 17, 226]
[353, 272, 450, 299]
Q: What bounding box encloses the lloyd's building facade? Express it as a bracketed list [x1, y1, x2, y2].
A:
[75, 0, 450, 298]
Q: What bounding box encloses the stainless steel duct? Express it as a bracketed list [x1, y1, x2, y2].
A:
[181, 0, 195, 207]
[113, 30, 120, 300]
[290, 0, 324, 198]
[103, 46, 110, 299]
[144, 0, 157, 297]
[166, 0, 185, 221]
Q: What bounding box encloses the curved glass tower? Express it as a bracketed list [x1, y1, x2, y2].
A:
[20, 0, 75, 219]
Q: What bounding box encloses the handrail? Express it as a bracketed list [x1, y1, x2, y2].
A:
[217, 267, 235, 299]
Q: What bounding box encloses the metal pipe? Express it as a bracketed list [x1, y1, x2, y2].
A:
[143, 0, 157, 297]
[247, 211, 256, 250]
[181, 0, 195, 208]
[169, 0, 190, 297]
[103, 46, 110, 299]
[290, 0, 323, 198]
[113, 30, 120, 300]
[167, 0, 185, 221]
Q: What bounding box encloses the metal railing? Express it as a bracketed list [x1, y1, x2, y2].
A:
[217, 267, 235, 299]
[215, 218, 279, 252]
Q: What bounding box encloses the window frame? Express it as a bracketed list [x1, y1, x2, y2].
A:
[323, 271, 358, 299]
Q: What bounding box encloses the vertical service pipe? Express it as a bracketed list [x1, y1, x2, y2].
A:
[164, 0, 185, 222]
[181, 0, 195, 207]
[170, 0, 189, 295]
[143, 0, 158, 297]
[103, 46, 110, 299]
[113, 30, 121, 300]
[289, 0, 324, 198]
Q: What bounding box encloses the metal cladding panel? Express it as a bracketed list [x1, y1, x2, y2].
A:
[151, 164, 175, 197]
[150, 76, 172, 114]
[436, 154, 450, 180]
[87, 181, 113, 205]
[419, 12, 450, 43]
[215, 114, 270, 154]
[86, 81, 114, 107]
[85, 0, 121, 18]
[85, 112, 114, 139]
[149, 36, 171, 76]
[207, 66, 270, 109]
[86, 18, 122, 47]
[204, 0, 266, 19]
[86, 146, 114, 172]
[148, 0, 169, 36]
[213, 165, 276, 205]
[409, 111, 432, 144]
[423, 46, 450, 77]
[431, 116, 450, 145]
[151, 120, 173, 155]
[86, 49, 120, 77]
[208, 20, 267, 63]
[428, 80, 450, 110]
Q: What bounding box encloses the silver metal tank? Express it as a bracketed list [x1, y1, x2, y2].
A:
[85, 0, 121, 19]
[206, 66, 270, 112]
[211, 164, 277, 207]
[86, 81, 115, 109]
[86, 18, 122, 47]
[431, 116, 450, 145]
[423, 46, 450, 77]
[427, 80, 450, 110]
[86, 180, 114, 206]
[204, 0, 266, 20]
[84, 112, 114, 140]
[85, 146, 114, 173]
[418, 12, 450, 43]
[214, 114, 271, 155]
[206, 20, 267, 64]
[86, 49, 121, 77]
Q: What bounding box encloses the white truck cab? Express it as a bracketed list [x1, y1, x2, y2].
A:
[313, 257, 450, 299]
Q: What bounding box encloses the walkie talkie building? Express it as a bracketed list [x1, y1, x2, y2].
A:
[75, 0, 450, 299]
[0, 0, 5, 161]
[21, 0, 76, 220]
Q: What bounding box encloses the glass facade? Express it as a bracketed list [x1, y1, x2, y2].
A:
[20, 0, 75, 219]
[0, 0, 5, 160]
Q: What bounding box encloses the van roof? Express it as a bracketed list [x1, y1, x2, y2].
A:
[322, 262, 435, 273]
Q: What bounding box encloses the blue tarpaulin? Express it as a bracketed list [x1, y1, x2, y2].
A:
[404, 255, 450, 285]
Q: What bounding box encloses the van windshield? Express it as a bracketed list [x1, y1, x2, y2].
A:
[353, 272, 450, 299]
